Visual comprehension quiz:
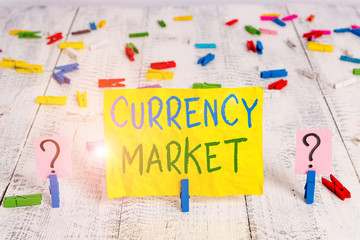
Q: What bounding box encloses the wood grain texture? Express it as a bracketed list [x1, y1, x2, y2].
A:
[0, 6, 77, 197]
[0, 4, 359, 240]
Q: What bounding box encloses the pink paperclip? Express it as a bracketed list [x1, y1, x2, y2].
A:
[311, 30, 331, 35]
[259, 28, 278, 35]
[137, 84, 162, 89]
[282, 14, 298, 21]
[351, 25, 360, 29]
[260, 16, 278, 21]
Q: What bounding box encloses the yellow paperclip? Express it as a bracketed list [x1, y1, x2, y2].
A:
[16, 63, 44, 73]
[261, 13, 281, 17]
[77, 91, 87, 108]
[59, 42, 85, 50]
[97, 20, 106, 28]
[308, 42, 333, 52]
[9, 30, 29, 35]
[36, 96, 67, 105]
[174, 15, 193, 21]
[146, 69, 174, 80]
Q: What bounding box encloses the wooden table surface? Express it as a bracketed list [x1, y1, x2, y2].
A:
[0, 4, 360, 240]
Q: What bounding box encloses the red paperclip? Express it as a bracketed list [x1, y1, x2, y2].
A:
[98, 79, 125, 88]
[150, 61, 176, 70]
[322, 174, 351, 201]
[268, 79, 287, 90]
[247, 40, 256, 52]
[303, 31, 323, 40]
[125, 47, 135, 61]
[225, 19, 238, 26]
[46, 32, 63, 45]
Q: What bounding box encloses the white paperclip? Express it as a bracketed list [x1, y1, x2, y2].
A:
[296, 68, 320, 80]
[89, 39, 109, 50]
[63, 48, 78, 60]
[333, 77, 357, 89]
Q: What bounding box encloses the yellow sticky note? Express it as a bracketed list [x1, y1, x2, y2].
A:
[261, 13, 281, 17]
[59, 42, 85, 50]
[104, 87, 264, 198]
[145, 69, 174, 80]
[308, 42, 333, 52]
[77, 91, 87, 108]
[174, 15, 193, 21]
[9, 30, 29, 35]
[36, 96, 67, 105]
[97, 20, 106, 28]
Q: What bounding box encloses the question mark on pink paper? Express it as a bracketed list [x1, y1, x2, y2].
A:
[302, 133, 321, 169]
[40, 139, 60, 173]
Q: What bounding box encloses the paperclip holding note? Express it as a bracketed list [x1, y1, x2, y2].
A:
[104, 87, 263, 198]
[36, 96, 67, 105]
[34, 136, 72, 179]
[295, 130, 332, 174]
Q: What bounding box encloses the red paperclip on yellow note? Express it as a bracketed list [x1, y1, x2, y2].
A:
[36, 96, 67, 105]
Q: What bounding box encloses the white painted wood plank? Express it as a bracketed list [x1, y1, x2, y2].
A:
[287, 4, 360, 179]
[218, 4, 360, 240]
[0, 6, 77, 195]
[118, 5, 250, 240]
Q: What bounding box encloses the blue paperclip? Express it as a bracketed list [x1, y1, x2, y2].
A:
[260, 69, 288, 78]
[256, 41, 263, 55]
[340, 55, 360, 64]
[90, 22, 97, 30]
[49, 174, 60, 208]
[180, 179, 189, 212]
[55, 63, 79, 74]
[197, 53, 215, 67]
[272, 18, 286, 27]
[195, 43, 217, 48]
[334, 28, 351, 33]
[304, 170, 316, 204]
[350, 29, 360, 37]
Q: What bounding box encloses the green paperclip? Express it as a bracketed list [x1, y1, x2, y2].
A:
[18, 31, 41, 39]
[353, 68, 360, 75]
[126, 43, 139, 54]
[245, 25, 261, 35]
[193, 82, 222, 89]
[129, 32, 149, 38]
[158, 20, 166, 28]
[3, 194, 42, 208]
